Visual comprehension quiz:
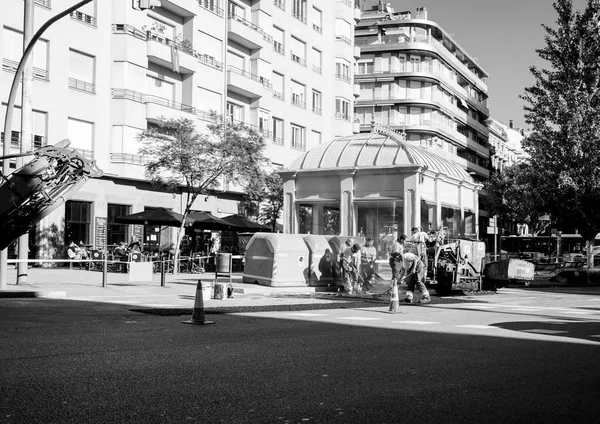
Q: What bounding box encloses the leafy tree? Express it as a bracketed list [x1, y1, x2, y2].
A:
[484, 164, 551, 236]
[521, 0, 600, 269]
[139, 115, 268, 270]
[242, 171, 284, 232]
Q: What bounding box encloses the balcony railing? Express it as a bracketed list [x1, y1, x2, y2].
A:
[312, 65, 321, 74]
[110, 153, 147, 165]
[198, 0, 224, 16]
[291, 96, 306, 109]
[197, 53, 223, 70]
[272, 135, 284, 145]
[227, 66, 272, 90]
[335, 73, 351, 83]
[69, 77, 95, 94]
[272, 90, 284, 101]
[147, 31, 194, 55]
[291, 11, 307, 23]
[337, 0, 353, 7]
[312, 107, 322, 115]
[335, 113, 351, 122]
[274, 0, 285, 11]
[74, 148, 94, 160]
[335, 35, 352, 45]
[34, 0, 51, 8]
[291, 52, 306, 66]
[291, 138, 306, 151]
[2, 58, 49, 81]
[70, 10, 96, 27]
[228, 13, 273, 43]
[312, 23, 322, 33]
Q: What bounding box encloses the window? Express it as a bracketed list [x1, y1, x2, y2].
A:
[311, 48, 322, 74]
[357, 201, 404, 259]
[3, 27, 48, 80]
[312, 130, 322, 145]
[197, 30, 222, 64]
[0, 106, 47, 150]
[298, 204, 313, 234]
[272, 117, 284, 145]
[292, 0, 307, 22]
[359, 82, 374, 100]
[258, 109, 270, 136]
[312, 90, 322, 114]
[335, 19, 352, 44]
[312, 7, 322, 33]
[272, 26, 284, 55]
[335, 59, 351, 83]
[69, 49, 95, 93]
[67, 118, 94, 157]
[356, 59, 373, 75]
[107, 204, 130, 246]
[291, 124, 305, 150]
[290, 36, 306, 66]
[322, 206, 340, 235]
[226, 102, 243, 122]
[65, 201, 91, 245]
[335, 97, 350, 121]
[228, 0, 245, 19]
[272, 72, 284, 100]
[291, 80, 305, 108]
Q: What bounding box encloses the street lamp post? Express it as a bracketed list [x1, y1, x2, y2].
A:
[0, 0, 94, 289]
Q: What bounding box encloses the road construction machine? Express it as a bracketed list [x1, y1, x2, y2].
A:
[0, 139, 102, 250]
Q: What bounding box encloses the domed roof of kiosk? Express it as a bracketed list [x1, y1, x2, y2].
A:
[287, 130, 473, 182]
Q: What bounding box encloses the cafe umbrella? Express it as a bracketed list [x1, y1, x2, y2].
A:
[221, 214, 271, 232]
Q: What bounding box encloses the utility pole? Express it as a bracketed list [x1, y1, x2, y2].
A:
[0, 0, 94, 289]
[16, 0, 35, 284]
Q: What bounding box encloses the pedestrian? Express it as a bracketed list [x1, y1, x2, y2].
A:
[397, 251, 431, 304]
[389, 234, 406, 283]
[360, 237, 377, 293]
[340, 242, 361, 294]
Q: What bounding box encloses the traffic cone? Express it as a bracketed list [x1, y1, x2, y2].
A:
[182, 280, 215, 325]
[389, 280, 400, 313]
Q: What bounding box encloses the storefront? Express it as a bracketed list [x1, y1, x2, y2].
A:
[278, 126, 482, 259]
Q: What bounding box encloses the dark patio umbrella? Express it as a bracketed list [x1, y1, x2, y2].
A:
[221, 214, 271, 232]
[114, 207, 194, 252]
[189, 211, 232, 231]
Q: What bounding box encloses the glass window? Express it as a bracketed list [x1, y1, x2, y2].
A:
[312, 90, 321, 114]
[65, 201, 91, 245]
[226, 102, 243, 122]
[291, 124, 305, 150]
[67, 117, 94, 152]
[420, 200, 437, 232]
[322, 207, 340, 235]
[298, 204, 313, 234]
[312, 6, 322, 32]
[272, 117, 283, 144]
[441, 205, 461, 239]
[464, 210, 476, 236]
[272, 26, 284, 54]
[357, 201, 404, 260]
[107, 204, 130, 246]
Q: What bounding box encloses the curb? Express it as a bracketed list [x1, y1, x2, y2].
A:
[0, 290, 67, 299]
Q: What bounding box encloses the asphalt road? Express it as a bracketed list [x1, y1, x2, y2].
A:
[1, 289, 600, 424]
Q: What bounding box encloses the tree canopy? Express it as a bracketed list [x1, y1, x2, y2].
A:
[138, 116, 268, 267]
[520, 0, 600, 264]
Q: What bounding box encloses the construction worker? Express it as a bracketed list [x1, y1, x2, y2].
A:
[397, 251, 431, 304]
[360, 237, 377, 293]
[389, 234, 406, 283]
[409, 226, 433, 271]
[340, 242, 361, 294]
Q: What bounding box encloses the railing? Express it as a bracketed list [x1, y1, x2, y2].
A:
[312, 65, 321, 74]
[2, 58, 49, 81]
[69, 77, 95, 94]
[312, 107, 322, 115]
[291, 97, 306, 109]
[291, 138, 305, 150]
[110, 153, 147, 165]
[273, 41, 284, 55]
[73, 148, 94, 160]
[0, 131, 21, 148]
[335, 35, 352, 45]
[337, 0, 353, 7]
[335, 113, 351, 122]
[291, 52, 306, 66]
[112, 88, 210, 120]
[228, 13, 273, 43]
[291, 11, 307, 23]
[197, 53, 223, 70]
[272, 90, 284, 101]
[198, 0, 224, 16]
[335, 73, 351, 83]
[70, 10, 96, 26]
[34, 0, 51, 8]
[312, 23, 322, 33]
[274, 0, 285, 11]
[272, 135, 284, 145]
[227, 65, 272, 90]
[112, 23, 146, 40]
[147, 31, 194, 55]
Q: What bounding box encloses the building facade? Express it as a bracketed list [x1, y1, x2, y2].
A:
[353, 3, 490, 184]
[0, 0, 360, 258]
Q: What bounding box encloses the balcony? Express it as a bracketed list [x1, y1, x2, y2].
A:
[3, 58, 49, 81]
[227, 66, 269, 99]
[353, 83, 360, 97]
[146, 32, 197, 74]
[291, 96, 306, 109]
[159, 0, 198, 18]
[291, 52, 306, 67]
[353, 45, 361, 59]
[70, 10, 96, 27]
[34, 0, 51, 8]
[354, 7, 362, 22]
[335, 113, 351, 122]
[228, 13, 271, 50]
[335, 35, 352, 46]
[110, 153, 147, 165]
[68, 77, 95, 94]
[353, 120, 361, 133]
[198, 0, 224, 16]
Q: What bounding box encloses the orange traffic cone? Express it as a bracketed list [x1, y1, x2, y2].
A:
[389, 280, 400, 313]
[182, 280, 215, 325]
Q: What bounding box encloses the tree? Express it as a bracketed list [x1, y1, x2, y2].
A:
[484, 163, 551, 236]
[242, 171, 284, 232]
[139, 116, 268, 270]
[521, 0, 600, 270]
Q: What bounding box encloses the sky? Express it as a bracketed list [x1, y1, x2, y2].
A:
[378, 0, 591, 130]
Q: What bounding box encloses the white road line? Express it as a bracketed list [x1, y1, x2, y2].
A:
[336, 317, 381, 321]
[521, 329, 567, 335]
[286, 313, 328, 317]
[393, 321, 440, 325]
[455, 325, 498, 329]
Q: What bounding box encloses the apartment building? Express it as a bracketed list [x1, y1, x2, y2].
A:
[0, 0, 359, 258]
[353, 3, 490, 183]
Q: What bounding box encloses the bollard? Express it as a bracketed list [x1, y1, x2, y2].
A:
[102, 258, 107, 287]
[389, 280, 400, 313]
[182, 280, 215, 325]
[160, 259, 166, 287]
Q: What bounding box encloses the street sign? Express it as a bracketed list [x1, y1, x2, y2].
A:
[487, 227, 498, 235]
[489, 218, 496, 227]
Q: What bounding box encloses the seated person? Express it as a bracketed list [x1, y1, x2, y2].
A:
[128, 237, 141, 252]
[113, 242, 129, 272]
[67, 240, 88, 260]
